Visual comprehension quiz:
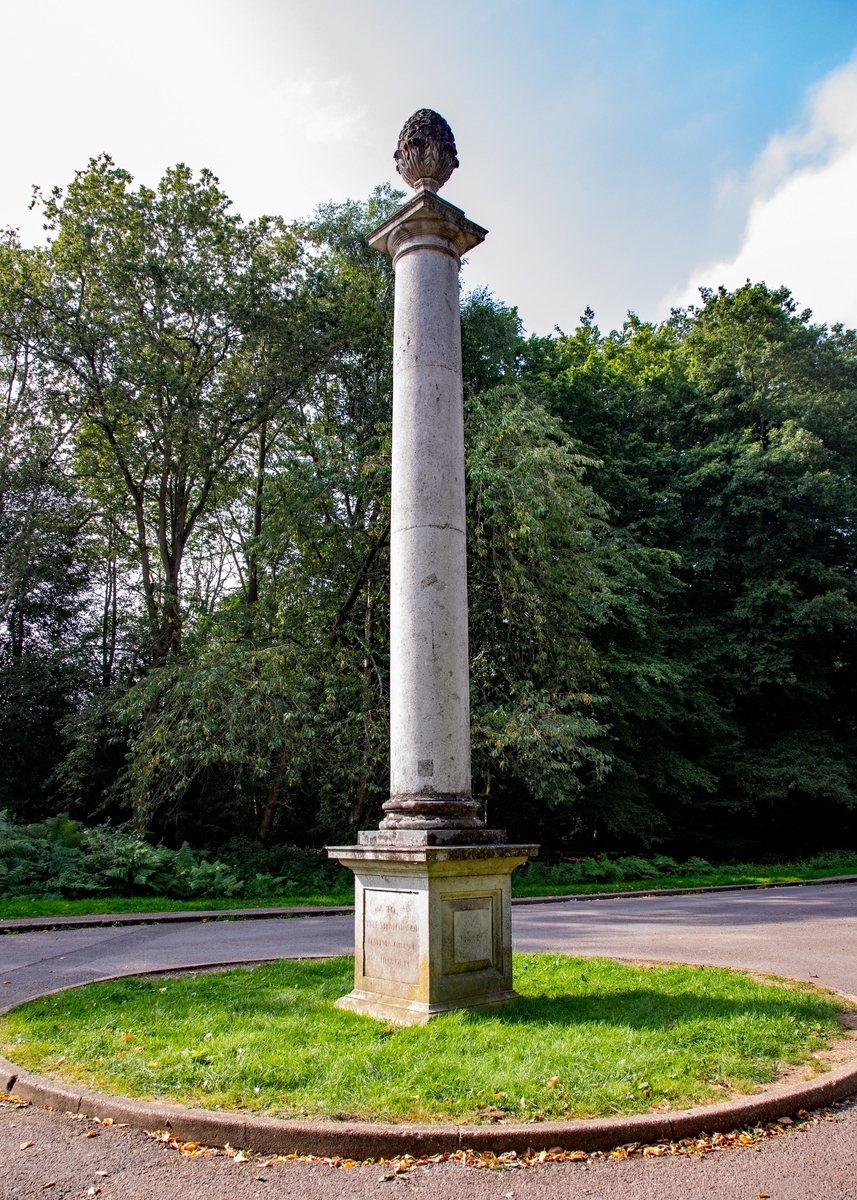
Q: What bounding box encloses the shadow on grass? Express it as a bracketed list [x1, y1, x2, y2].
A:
[476, 987, 833, 1034]
[29, 958, 835, 1047]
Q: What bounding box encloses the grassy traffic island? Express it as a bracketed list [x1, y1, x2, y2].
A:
[0, 954, 851, 1125]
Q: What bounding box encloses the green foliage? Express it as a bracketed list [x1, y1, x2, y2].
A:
[465, 384, 611, 833]
[1, 152, 854, 859]
[1, 956, 843, 1122]
[523, 284, 857, 850]
[0, 810, 349, 900]
[515, 849, 857, 893]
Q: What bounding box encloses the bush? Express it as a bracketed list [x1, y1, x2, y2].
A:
[514, 850, 857, 892]
[518, 854, 688, 889]
[0, 811, 351, 900]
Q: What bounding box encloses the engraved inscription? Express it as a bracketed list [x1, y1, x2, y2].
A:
[363, 889, 420, 982]
[454, 906, 492, 965]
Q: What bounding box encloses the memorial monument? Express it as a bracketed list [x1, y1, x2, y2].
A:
[328, 110, 538, 1025]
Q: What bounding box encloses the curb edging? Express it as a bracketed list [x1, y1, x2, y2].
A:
[0, 904, 355, 935]
[3, 1055, 857, 1157]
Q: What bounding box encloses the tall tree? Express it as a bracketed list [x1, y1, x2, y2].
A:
[20, 157, 314, 665]
[0, 240, 92, 816]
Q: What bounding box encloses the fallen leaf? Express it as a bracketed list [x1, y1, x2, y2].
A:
[86, 1130, 99, 1139]
[87, 1188, 101, 1197]
[546, 1076, 560, 1087]
[234, 1152, 249, 1163]
[158, 987, 167, 993]
[41, 1184, 56, 1190]
[19, 1140, 34, 1150]
[94, 1171, 108, 1177]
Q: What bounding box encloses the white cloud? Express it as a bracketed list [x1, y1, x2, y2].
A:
[668, 60, 857, 329]
[267, 75, 365, 146]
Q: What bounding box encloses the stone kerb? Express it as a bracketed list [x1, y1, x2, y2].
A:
[3, 1044, 857, 1157]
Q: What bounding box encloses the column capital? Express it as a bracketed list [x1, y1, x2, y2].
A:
[368, 190, 487, 267]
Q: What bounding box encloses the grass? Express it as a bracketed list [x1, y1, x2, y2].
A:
[2, 855, 857, 921]
[0, 954, 846, 1124]
[0, 892, 353, 922]
[512, 861, 857, 899]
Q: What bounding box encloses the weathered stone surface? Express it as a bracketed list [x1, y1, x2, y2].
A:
[394, 108, 459, 192]
[329, 114, 537, 1021]
[356, 827, 507, 847]
[367, 190, 487, 831]
[367, 189, 486, 263]
[327, 845, 535, 1024]
[362, 888, 420, 983]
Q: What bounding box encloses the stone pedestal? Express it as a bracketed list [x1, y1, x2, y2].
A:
[328, 110, 538, 1024]
[327, 831, 536, 1024]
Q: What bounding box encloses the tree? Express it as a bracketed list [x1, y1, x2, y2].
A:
[0, 239, 92, 816]
[522, 285, 857, 853]
[20, 157, 315, 666]
[114, 188, 401, 842]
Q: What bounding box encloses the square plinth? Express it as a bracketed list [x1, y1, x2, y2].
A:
[326, 839, 537, 1025]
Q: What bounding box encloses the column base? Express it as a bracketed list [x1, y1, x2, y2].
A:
[334, 987, 521, 1026]
[326, 838, 538, 1026]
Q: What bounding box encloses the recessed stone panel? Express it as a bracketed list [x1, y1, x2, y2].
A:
[442, 895, 494, 974]
[454, 905, 492, 964]
[363, 888, 420, 983]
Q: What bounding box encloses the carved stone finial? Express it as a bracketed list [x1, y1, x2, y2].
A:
[394, 109, 459, 192]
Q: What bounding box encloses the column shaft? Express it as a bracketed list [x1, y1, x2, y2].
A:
[385, 243, 475, 826]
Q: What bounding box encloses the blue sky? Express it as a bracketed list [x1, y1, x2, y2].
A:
[2, 0, 856, 332]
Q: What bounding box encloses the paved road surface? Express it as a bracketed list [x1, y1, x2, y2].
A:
[2, 884, 857, 1198]
[3, 884, 857, 1008]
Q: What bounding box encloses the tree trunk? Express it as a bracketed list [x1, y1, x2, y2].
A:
[247, 422, 267, 607]
[256, 743, 290, 844]
[100, 530, 118, 687]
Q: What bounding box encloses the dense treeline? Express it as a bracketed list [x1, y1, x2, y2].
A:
[1, 157, 854, 861]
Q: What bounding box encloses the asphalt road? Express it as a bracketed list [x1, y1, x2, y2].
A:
[3, 883, 857, 1008]
[2, 883, 857, 1199]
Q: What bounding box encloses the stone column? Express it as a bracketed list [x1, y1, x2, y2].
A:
[382, 185, 483, 831]
[328, 110, 537, 1025]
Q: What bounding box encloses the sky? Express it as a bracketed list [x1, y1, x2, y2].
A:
[2, 0, 856, 334]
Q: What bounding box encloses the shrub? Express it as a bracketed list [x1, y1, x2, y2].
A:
[0, 811, 350, 900]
